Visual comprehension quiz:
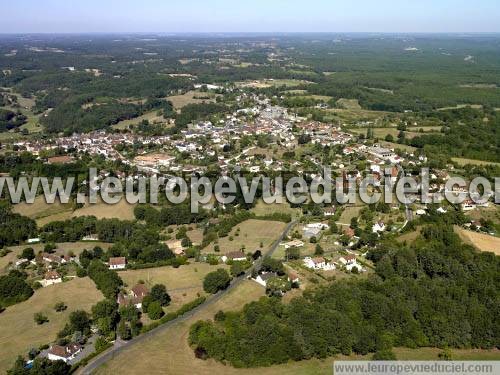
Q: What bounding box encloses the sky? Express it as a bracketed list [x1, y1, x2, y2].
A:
[1, 0, 500, 34]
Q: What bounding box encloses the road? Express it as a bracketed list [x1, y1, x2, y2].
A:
[79, 220, 296, 375]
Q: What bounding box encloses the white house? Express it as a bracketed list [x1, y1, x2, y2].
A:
[372, 221, 386, 233]
[47, 343, 82, 363]
[254, 272, 278, 287]
[303, 257, 335, 271]
[339, 255, 362, 272]
[282, 240, 304, 249]
[108, 257, 127, 270]
[221, 251, 247, 263]
[40, 271, 62, 287]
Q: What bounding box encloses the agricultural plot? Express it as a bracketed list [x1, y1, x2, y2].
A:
[456, 228, 500, 255]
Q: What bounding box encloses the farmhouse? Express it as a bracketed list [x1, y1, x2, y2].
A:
[47, 343, 82, 363]
[339, 255, 362, 272]
[109, 257, 127, 270]
[118, 283, 150, 309]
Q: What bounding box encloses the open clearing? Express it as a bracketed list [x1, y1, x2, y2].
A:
[36, 198, 136, 226]
[94, 279, 500, 375]
[451, 157, 500, 167]
[0, 277, 103, 373]
[203, 219, 287, 254]
[118, 263, 229, 311]
[236, 79, 313, 89]
[167, 90, 220, 110]
[336, 98, 361, 110]
[112, 111, 166, 130]
[456, 227, 500, 255]
[251, 200, 300, 218]
[12, 196, 73, 221]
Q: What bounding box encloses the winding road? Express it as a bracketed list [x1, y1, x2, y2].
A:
[79, 220, 296, 374]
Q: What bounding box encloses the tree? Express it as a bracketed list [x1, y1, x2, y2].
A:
[285, 247, 301, 260]
[68, 310, 90, 334]
[230, 261, 247, 277]
[314, 244, 324, 255]
[372, 349, 396, 360]
[54, 301, 67, 312]
[34, 312, 49, 325]
[21, 247, 35, 261]
[117, 320, 131, 340]
[203, 269, 231, 294]
[150, 284, 171, 306]
[147, 301, 164, 320]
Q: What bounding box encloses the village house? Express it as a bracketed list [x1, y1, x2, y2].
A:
[40, 271, 63, 287]
[303, 257, 335, 271]
[282, 239, 304, 249]
[372, 221, 386, 233]
[108, 257, 127, 270]
[288, 271, 300, 284]
[323, 206, 337, 217]
[254, 272, 278, 287]
[47, 343, 82, 363]
[117, 284, 150, 309]
[221, 251, 247, 263]
[339, 255, 362, 272]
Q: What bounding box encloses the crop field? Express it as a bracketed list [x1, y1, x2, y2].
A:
[12, 196, 73, 221]
[118, 263, 229, 311]
[0, 277, 103, 373]
[203, 219, 287, 254]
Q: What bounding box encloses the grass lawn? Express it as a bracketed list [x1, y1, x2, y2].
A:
[338, 206, 363, 225]
[0, 277, 103, 373]
[203, 219, 287, 254]
[118, 263, 229, 312]
[455, 227, 500, 255]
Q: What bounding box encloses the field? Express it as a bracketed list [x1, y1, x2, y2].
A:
[336, 98, 361, 110]
[118, 263, 229, 311]
[250, 199, 300, 218]
[456, 227, 500, 255]
[32, 198, 136, 226]
[0, 242, 112, 273]
[236, 79, 313, 89]
[94, 279, 500, 375]
[203, 219, 287, 254]
[12, 196, 73, 221]
[451, 157, 500, 167]
[337, 205, 363, 225]
[167, 90, 220, 110]
[112, 110, 166, 130]
[0, 277, 103, 373]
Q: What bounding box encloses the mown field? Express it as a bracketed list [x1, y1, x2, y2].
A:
[118, 263, 229, 312]
[203, 219, 287, 254]
[0, 277, 103, 373]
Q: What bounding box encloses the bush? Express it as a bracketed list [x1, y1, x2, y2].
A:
[203, 269, 231, 294]
[147, 301, 164, 320]
[54, 301, 67, 312]
[34, 312, 49, 325]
